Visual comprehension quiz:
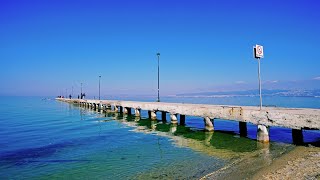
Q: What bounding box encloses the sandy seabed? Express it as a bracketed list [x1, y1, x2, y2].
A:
[201, 146, 320, 180]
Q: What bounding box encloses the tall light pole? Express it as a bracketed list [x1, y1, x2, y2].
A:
[81, 82, 83, 98]
[99, 76, 101, 100]
[156, 53, 160, 102]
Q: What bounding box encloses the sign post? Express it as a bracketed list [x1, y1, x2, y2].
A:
[254, 44, 264, 110]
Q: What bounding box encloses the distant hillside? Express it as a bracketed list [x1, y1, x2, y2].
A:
[176, 89, 320, 97]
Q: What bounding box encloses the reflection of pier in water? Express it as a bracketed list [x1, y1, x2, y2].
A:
[99, 111, 274, 161]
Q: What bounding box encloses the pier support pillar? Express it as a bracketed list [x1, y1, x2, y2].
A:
[124, 107, 131, 115]
[148, 111, 151, 119]
[180, 115, 186, 125]
[204, 117, 214, 131]
[161, 111, 167, 122]
[119, 106, 123, 113]
[170, 113, 178, 124]
[150, 111, 157, 120]
[257, 125, 269, 143]
[239, 122, 247, 137]
[135, 108, 141, 117]
[114, 105, 119, 112]
[292, 129, 304, 145]
[124, 107, 128, 114]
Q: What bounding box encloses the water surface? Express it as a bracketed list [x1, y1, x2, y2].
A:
[0, 96, 319, 179]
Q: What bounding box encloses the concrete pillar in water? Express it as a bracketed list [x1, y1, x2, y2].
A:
[292, 129, 304, 145]
[161, 111, 167, 122]
[135, 108, 141, 117]
[170, 113, 178, 124]
[257, 125, 269, 143]
[204, 117, 214, 131]
[150, 111, 157, 120]
[114, 105, 119, 112]
[124, 107, 131, 115]
[239, 122, 247, 137]
[148, 111, 151, 119]
[180, 115, 186, 125]
[123, 107, 128, 114]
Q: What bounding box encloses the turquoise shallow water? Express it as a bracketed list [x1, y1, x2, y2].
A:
[0, 96, 319, 179]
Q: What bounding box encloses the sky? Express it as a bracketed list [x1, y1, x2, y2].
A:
[0, 0, 320, 97]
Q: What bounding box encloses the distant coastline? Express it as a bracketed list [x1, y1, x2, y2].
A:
[175, 89, 320, 98]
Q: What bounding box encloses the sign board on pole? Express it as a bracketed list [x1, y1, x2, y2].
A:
[254, 44, 264, 58]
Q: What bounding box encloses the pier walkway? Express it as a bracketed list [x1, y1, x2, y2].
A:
[56, 98, 320, 144]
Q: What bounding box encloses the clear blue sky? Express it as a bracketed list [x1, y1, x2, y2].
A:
[1, 0, 319, 97]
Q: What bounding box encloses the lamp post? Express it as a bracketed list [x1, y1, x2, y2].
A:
[99, 75, 101, 100]
[156, 53, 160, 102]
[80, 82, 83, 99]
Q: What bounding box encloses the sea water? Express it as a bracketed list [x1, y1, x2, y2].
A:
[0, 96, 319, 179]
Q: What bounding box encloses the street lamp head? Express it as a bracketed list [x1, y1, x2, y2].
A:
[157, 53, 160, 56]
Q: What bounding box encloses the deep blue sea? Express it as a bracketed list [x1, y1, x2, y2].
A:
[0, 96, 319, 179]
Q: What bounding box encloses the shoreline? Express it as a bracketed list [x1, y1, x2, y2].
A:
[201, 145, 320, 179]
[253, 146, 320, 179]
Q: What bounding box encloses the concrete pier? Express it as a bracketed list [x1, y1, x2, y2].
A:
[257, 125, 269, 143]
[135, 108, 141, 117]
[204, 117, 214, 131]
[114, 105, 119, 112]
[170, 113, 178, 124]
[239, 122, 247, 137]
[162, 111, 167, 122]
[292, 129, 303, 145]
[150, 111, 157, 120]
[58, 98, 320, 143]
[180, 115, 186, 125]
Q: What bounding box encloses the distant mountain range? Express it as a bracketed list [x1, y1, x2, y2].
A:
[176, 89, 320, 97]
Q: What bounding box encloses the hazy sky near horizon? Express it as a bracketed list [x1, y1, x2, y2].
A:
[1, 0, 320, 97]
